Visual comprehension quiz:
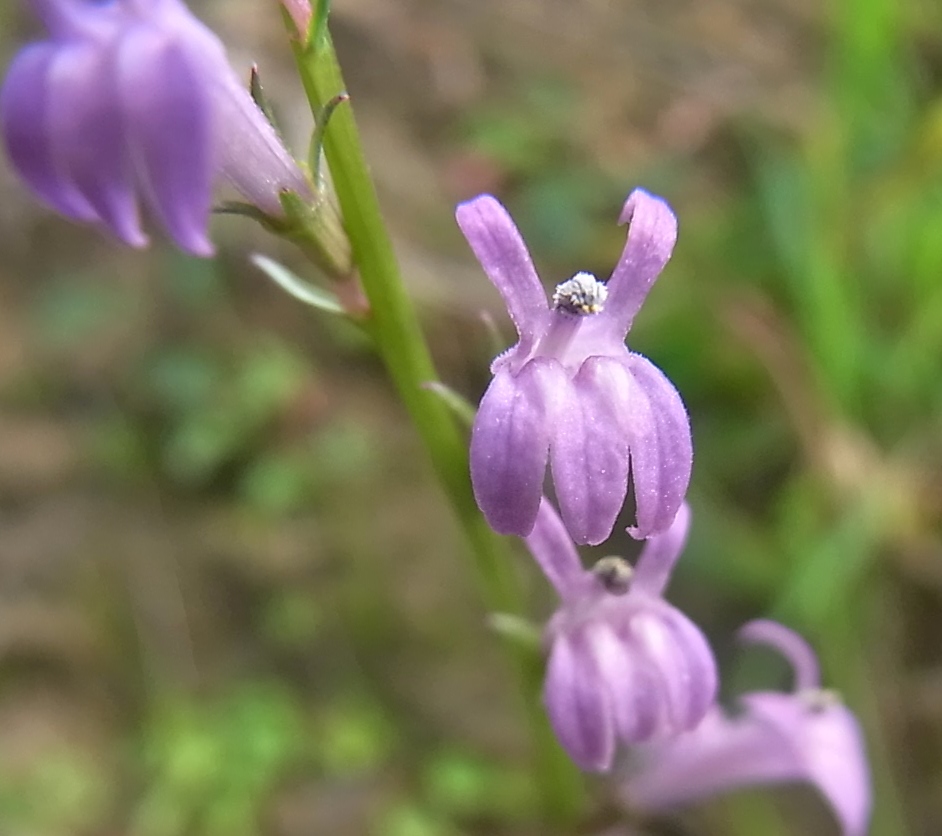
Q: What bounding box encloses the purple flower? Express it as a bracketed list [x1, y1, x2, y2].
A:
[456, 190, 691, 545]
[1, 0, 309, 255]
[525, 498, 716, 772]
[624, 620, 872, 836]
[280, 0, 312, 39]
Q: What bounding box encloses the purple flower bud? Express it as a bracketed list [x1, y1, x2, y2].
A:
[456, 190, 691, 544]
[279, 0, 312, 39]
[1, 0, 309, 255]
[525, 498, 716, 772]
[624, 620, 872, 836]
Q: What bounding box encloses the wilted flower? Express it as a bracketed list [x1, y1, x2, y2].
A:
[1, 0, 309, 255]
[457, 190, 691, 545]
[624, 619, 872, 836]
[524, 498, 716, 772]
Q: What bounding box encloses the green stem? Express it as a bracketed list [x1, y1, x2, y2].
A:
[284, 20, 583, 825]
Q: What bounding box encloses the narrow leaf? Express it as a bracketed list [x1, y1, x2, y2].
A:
[421, 381, 476, 429]
[308, 92, 350, 182]
[252, 254, 345, 315]
[214, 200, 270, 222]
[249, 65, 279, 129]
[486, 613, 543, 654]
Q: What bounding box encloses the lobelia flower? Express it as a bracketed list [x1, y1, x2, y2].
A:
[456, 189, 691, 545]
[623, 620, 872, 836]
[524, 497, 717, 772]
[1, 0, 310, 256]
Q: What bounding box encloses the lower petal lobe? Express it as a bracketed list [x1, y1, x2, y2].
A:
[118, 30, 214, 256]
[623, 354, 692, 539]
[48, 41, 145, 246]
[544, 633, 615, 772]
[470, 362, 557, 536]
[551, 357, 632, 546]
[1, 43, 98, 221]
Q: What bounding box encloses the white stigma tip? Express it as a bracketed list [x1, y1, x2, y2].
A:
[553, 272, 607, 315]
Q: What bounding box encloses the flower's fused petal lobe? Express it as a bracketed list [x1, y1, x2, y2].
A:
[630, 606, 716, 735]
[603, 189, 678, 336]
[214, 75, 310, 215]
[624, 707, 802, 810]
[29, 0, 119, 36]
[118, 31, 214, 256]
[544, 632, 615, 772]
[456, 195, 548, 353]
[550, 356, 631, 545]
[738, 619, 821, 692]
[746, 693, 872, 836]
[524, 497, 587, 599]
[471, 360, 563, 536]
[622, 354, 692, 539]
[632, 502, 691, 598]
[0, 44, 98, 221]
[47, 43, 146, 247]
[591, 623, 659, 743]
[660, 606, 718, 730]
[801, 706, 871, 836]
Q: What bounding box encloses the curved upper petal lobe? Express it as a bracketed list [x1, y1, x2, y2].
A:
[603, 189, 678, 337]
[525, 496, 587, 599]
[456, 195, 548, 356]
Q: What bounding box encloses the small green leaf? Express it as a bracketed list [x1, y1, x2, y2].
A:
[252, 254, 346, 315]
[249, 65, 278, 129]
[421, 381, 476, 429]
[308, 92, 350, 182]
[213, 200, 270, 222]
[485, 612, 542, 653]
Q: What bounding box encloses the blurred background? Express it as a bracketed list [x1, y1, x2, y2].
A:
[1, 0, 941, 834]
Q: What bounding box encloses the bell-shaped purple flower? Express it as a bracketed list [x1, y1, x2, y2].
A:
[1, 0, 309, 255]
[457, 190, 691, 544]
[524, 498, 716, 772]
[624, 620, 872, 836]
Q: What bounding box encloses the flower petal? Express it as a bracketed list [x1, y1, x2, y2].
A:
[603, 189, 678, 336]
[632, 502, 691, 597]
[544, 632, 615, 772]
[47, 41, 146, 247]
[214, 73, 310, 215]
[623, 354, 692, 539]
[550, 356, 632, 546]
[118, 29, 214, 255]
[738, 619, 821, 692]
[524, 497, 586, 600]
[456, 195, 548, 354]
[746, 693, 872, 836]
[591, 622, 660, 743]
[630, 607, 715, 735]
[624, 708, 802, 810]
[470, 360, 562, 536]
[0, 43, 98, 221]
[657, 606, 718, 730]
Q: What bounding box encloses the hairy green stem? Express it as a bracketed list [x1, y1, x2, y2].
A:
[283, 18, 583, 824]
